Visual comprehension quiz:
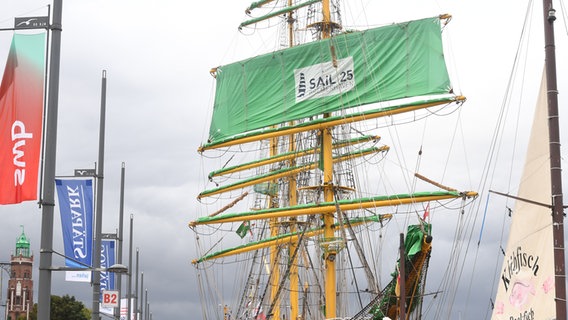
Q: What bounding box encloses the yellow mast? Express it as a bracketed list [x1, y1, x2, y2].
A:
[286, 1, 300, 318]
[319, 1, 338, 317]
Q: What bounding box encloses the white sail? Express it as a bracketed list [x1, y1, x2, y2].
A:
[492, 71, 555, 319]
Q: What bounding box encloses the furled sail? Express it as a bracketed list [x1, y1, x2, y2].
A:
[206, 17, 453, 147]
[491, 71, 555, 319]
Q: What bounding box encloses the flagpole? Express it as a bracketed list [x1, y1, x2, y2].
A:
[92, 70, 107, 320]
[37, 0, 63, 319]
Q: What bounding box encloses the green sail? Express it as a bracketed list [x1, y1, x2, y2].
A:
[208, 17, 450, 143]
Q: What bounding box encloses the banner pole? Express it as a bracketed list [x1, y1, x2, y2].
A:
[37, 0, 63, 319]
[115, 163, 125, 319]
[92, 70, 107, 320]
[127, 215, 134, 320]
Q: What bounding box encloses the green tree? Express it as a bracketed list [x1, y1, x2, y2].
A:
[28, 294, 90, 320]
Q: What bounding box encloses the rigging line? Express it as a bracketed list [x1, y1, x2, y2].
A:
[505, 15, 532, 196]
[453, 198, 487, 316]
[201, 255, 228, 319]
[477, 1, 537, 316]
[194, 226, 226, 259]
[441, 13, 462, 96]
[475, 0, 535, 208]
[435, 104, 465, 213]
[220, 154, 235, 170]
[251, 244, 279, 319]
[302, 237, 324, 301]
[235, 238, 264, 318]
[463, 211, 490, 317]
[194, 270, 208, 319]
[408, 144, 425, 229]
[430, 198, 467, 317]
[234, 219, 271, 317]
[560, 0, 568, 36]
[200, 74, 217, 149]
[411, 145, 424, 200]
[485, 202, 515, 319]
[389, 122, 413, 197]
[333, 191, 364, 308]
[407, 249, 431, 320]
[264, 215, 313, 319]
[477, 192, 491, 245]
[416, 252, 431, 320]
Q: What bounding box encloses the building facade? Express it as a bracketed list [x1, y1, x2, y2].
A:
[6, 228, 33, 320]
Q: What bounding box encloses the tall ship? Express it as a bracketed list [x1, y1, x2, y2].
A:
[189, 1, 478, 319]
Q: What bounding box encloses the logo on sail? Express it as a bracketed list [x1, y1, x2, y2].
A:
[294, 57, 355, 102]
[501, 246, 540, 292]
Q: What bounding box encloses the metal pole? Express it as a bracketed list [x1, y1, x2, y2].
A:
[127, 215, 133, 320]
[0, 268, 2, 320]
[92, 70, 107, 320]
[135, 249, 139, 319]
[139, 272, 144, 320]
[0, 263, 9, 320]
[399, 233, 406, 320]
[542, 1, 566, 319]
[144, 290, 148, 320]
[115, 163, 125, 319]
[38, 0, 63, 319]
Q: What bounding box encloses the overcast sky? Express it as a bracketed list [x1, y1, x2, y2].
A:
[1, 0, 568, 319]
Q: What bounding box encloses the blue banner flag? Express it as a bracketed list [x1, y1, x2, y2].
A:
[100, 239, 116, 293]
[55, 178, 94, 269]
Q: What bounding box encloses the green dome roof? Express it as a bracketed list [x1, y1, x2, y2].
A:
[15, 226, 31, 257]
[16, 232, 30, 248]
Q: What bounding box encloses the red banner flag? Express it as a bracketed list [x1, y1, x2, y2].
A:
[0, 33, 46, 204]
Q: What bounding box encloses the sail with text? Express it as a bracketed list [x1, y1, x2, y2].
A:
[0, 33, 46, 204]
[491, 72, 555, 320]
[201, 16, 463, 151]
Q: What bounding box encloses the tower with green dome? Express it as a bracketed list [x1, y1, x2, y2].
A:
[6, 226, 33, 320]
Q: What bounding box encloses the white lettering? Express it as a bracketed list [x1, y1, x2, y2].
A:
[11, 121, 33, 140]
[294, 57, 355, 103]
[66, 185, 89, 260]
[11, 121, 33, 186]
